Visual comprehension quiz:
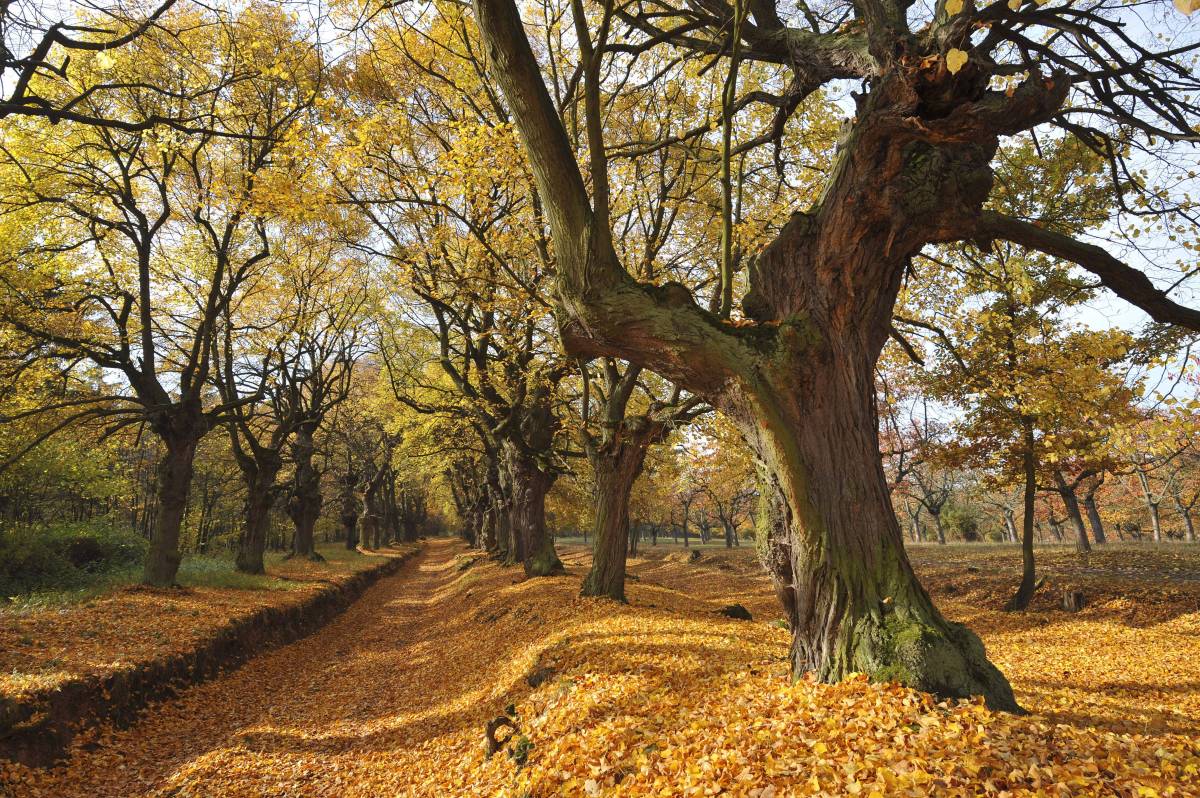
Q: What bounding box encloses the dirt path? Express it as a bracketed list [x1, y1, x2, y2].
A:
[8, 540, 507, 797]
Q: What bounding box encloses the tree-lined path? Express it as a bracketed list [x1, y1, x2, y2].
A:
[17, 541, 501, 797]
[11, 539, 1200, 797]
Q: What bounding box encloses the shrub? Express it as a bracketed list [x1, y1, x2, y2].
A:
[0, 522, 146, 596]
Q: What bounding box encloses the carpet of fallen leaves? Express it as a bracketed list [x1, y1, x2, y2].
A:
[2, 539, 1199, 797]
[0, 546, 410, 703]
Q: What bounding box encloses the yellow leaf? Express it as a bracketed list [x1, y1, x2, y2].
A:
[945, 0, 964, 14]
[946, 48, 969, 75]
[1174, 0, 1198, 14]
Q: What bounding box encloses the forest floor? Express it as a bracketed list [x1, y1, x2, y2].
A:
[2, 539, 1199, 797]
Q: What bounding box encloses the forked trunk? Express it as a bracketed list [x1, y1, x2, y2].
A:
[581, 442, 647, 601]
[143, 432, 199, 587]
[736, 349, 1019, 712]
[503, 442, 563, 577]
[465, 0, 1040, 710]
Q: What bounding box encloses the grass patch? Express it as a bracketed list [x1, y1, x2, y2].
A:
[175, 557, 298, 591]
[2, 539, 385, 612]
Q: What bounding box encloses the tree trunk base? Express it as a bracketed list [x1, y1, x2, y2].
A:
[285, 551, 326, 563]
[143, 551, 183, 589]
[234, 555, 266, 575]
[800, 608, 1022, 713]
[1003, 575, 1046, 612]
[580, 571, 626, 602]
[523, 537, 563, 577]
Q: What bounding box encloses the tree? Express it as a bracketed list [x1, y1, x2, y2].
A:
[215, 236, 365, 572]
[577, 361, 705, 600]
[893, 136, 1144, 608]
[340, 28, 573, 575]
[0, 7, 321, 584]
[468, 0, 1200, 709]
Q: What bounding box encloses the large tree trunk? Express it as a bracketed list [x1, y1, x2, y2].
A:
[1054, 472, 1090, 553]
[143, 431, 199, 587]
[467, 0, 1045, 710]
[1081, 489, 1106, 545]
[236, 460, 280, 574]
[503, 442, 563, 577]
[286, 426, 324, 561]
[736, 352, 1019, 712]
[581, 441, 647, 601]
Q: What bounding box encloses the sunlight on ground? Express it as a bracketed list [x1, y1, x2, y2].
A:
[3, 540, 1198, 797]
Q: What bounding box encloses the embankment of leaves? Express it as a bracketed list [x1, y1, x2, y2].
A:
[0, 546, 421, 767]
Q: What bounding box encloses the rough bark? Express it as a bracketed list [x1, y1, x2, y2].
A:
[581, 441, 647, 601]
[235, 459, 281, 575]
[143, 430, 199, 587]
[286, 425, 324, 561]
[732, 346, 1019, 712]
[468, 0, 1055, 710]
[503, 442, 563, 577]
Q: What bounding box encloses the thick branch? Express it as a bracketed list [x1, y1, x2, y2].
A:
[978, 212, 1200, 332]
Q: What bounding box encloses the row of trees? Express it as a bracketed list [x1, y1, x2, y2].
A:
[2, 0, 1199, 715]
[0, 4, 434, 582]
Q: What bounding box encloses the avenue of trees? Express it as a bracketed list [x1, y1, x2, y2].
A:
[1, 0, 1199, 714]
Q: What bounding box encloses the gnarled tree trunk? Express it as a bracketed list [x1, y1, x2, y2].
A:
[581, 440, 648, 601]
[236, 457, 281, 574]
[468, 0, 1052, 710]
[731, 339, 1018, 711]
[503, 441, 562, 577]
[287, 425, 324, 561]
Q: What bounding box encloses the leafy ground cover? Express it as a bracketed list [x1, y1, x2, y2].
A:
[2, 539, 1198, 797]
[0, 544, 409, 703]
